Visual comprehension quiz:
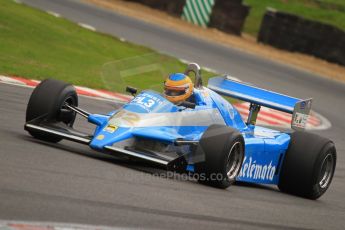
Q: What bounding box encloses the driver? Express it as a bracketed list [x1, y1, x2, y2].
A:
[163, 73, 194, 105]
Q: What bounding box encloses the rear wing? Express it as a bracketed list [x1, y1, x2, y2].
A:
[208, 76, 312, 131]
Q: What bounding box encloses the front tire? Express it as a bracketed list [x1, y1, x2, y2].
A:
[195, 125, 245, 189]
[278, 131, 336, 199]
[26, 79, 78, 143]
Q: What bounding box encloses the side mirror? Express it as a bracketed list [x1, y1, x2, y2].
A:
[179, 101, 196, 109]
[126, 86, 137, 96]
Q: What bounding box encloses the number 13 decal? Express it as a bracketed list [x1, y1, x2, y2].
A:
[133, 96, 156, 108]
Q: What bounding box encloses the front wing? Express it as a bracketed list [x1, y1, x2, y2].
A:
[24, 120, 188, 172]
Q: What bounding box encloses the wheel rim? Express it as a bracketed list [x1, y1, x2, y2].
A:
[318, 153, 335, 189]
[60, 96, 76, 126]
[226, 141, 244, 180]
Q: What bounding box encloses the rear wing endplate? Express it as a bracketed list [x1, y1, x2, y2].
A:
[208, 76, 312, 131]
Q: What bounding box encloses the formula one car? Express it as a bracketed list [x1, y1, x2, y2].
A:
[24, 63, 336, 199]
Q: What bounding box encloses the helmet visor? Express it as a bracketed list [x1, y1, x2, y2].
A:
[164, 88, 186, 96]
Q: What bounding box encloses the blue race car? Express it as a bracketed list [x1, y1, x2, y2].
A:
[25, 63, 336, 199]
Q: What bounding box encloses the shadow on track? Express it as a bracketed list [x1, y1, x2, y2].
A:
[19, 133, 282, 194]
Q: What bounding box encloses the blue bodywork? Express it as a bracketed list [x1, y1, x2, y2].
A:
[86, 77, 295, 185]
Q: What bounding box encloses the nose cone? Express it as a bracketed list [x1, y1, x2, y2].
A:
[90, 126, 133, 150]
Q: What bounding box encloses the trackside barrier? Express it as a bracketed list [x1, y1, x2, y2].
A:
[181, 0, 215, 28]
[124, 0, 250, 35]
[258, 8, 345, 66]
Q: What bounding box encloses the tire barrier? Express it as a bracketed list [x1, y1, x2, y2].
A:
[124, 0, 250, 35]
[209, 0, 250, 35]
[258, 8, 345, 66]
[124, 0, 185, 16]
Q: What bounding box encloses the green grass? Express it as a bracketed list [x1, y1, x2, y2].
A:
[0, 0, 216, 93]
[243, 0, 345, 36]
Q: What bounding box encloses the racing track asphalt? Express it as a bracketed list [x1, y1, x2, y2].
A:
[1, 0, 345, 229]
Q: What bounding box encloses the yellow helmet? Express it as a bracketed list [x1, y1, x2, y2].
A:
[164, 73, 194, 104]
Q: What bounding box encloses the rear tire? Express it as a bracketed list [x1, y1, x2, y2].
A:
[195, 125, 245, 189]
[278, 131, 336, 199]
[26, 79, 78, 143]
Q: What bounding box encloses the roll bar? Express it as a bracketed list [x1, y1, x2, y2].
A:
[184, 63, 203, 88]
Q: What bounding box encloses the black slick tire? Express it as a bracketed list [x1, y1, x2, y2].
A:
[26, 79, 78, 143]
[194, 124, 245, 189]
[278, 131, 336, 199]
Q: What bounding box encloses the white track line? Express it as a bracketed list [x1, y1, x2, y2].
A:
[202, 67, 219, 73]
[0, 76, 26, 85]
[226, 75, 242, 82]
[178, 59, 220, 74]
[179, 58, 191, 64]
[47, 11, 61, 18]
[78, 23, 96, 31]
[0, 220, 128, 230]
